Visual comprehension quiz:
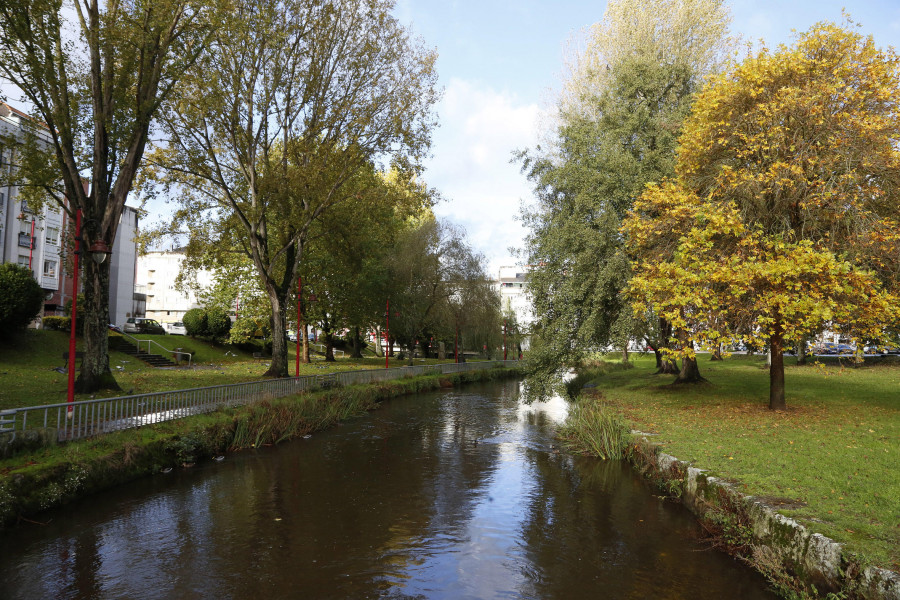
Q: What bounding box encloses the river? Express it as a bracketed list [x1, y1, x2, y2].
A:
[0, 380, 774, 599]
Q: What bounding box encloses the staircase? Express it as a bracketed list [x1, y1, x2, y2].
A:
[109, 336, 177, 367]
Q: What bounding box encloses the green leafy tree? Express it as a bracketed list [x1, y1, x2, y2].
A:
[182, 308, 207, 337]
[0, 0, 212, 391]
[0, 263, 44, 331]
[150, 0, 439, 378]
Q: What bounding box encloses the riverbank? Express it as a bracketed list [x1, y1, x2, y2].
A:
[565, 356, 899, 599]
[0, 366, 521, 530]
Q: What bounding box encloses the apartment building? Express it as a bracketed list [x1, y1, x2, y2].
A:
[1, 103, 141, 324]
[0, 104, 66, 315]
[135, 249, 212, 325]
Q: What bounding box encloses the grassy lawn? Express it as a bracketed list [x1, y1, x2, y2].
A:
[0, 329, 472, 410]
[583, 354, 899, 572]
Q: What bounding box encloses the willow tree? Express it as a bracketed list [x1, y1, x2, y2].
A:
[152, 0, 439, 377]
[519, 0, 734, 393]
[624, 21, 900, 409]
[0, 0, 210, 391]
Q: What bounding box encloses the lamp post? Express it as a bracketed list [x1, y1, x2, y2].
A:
[66, 210, 112, 414]
[28, 217, 35, 269]
[385, 299, 390, 369]
[296, 276, 302, 377]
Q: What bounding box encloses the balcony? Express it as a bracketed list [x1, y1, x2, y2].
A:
[18, 232, 32, 248]
[20, 200, 33, 214]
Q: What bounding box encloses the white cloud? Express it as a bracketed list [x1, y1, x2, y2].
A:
[425, 78, 543, 277]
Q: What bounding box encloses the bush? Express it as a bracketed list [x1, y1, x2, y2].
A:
[206, 308, 232, 340]
[0, 263, 44, 331]
[183, 308, 207, 337]
[42, 316, 70, 331]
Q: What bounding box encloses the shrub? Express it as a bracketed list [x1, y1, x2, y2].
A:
[229, 316, 270, 344]
[42, 316, 70, 331]
[206, 308, 232, 340]
[183, 308, 207, 337]
[0, 263, 44, 331]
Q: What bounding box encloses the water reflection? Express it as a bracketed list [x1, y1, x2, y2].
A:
[0, 380, 773, 599]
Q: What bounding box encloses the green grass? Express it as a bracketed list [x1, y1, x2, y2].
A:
[0, 329, 478, 410]
[578, 354, 900, 572]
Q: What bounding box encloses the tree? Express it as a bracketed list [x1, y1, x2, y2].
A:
[560, 0, 734, 117]
[0, 263, 44, 331]
[0, 0, 211, 391]
[384, 216, 496, 365]
[151, 0, 439, 378]
[299, 169, 432, 361]
[519, 0, 734, 393]
[623, 21, 900, 409]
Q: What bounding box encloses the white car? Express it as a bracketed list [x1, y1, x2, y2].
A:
[166, 321, 187, 335]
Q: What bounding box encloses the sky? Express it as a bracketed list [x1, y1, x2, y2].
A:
[395, 0, 900, 277]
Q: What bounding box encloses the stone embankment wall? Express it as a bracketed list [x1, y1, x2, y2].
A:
[632, 437, 900, 600]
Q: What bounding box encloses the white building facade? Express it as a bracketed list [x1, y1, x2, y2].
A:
[108, 206, 140, 326]
[0, 104, 66, 314]
[135, 250, 212, 325]
[496, 265, 534, 350]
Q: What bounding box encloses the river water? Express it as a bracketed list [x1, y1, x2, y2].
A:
[0, 380, 774, 599]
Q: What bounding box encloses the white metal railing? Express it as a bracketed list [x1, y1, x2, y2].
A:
[0, 360, 521, 445]
[120, 331, 193, 366]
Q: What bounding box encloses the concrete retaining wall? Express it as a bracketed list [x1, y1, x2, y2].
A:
[638, 438, 900, 599]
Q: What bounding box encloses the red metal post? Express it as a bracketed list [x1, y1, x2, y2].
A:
[67, 210, 82, 414]
[28, 218, 35, 269]
[296, 276, 302, 377]
[385, 298, 389, 369]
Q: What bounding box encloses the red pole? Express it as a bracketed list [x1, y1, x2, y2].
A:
[385, 299, 389, 369]
[28, 218, 35, 269]
[296, 276, 301, 377]
[67, 210, 82, 414]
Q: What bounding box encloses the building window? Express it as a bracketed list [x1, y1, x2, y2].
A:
[43, 259, 57, 278]
[46, 226, 59, 245]
[17, 255, 29, 268]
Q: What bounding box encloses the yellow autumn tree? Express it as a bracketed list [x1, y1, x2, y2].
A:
[624, 20, 900, 410]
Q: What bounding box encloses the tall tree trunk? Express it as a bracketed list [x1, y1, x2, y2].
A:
[264, 285, 289, 377]
[674, 330, 705, 384]
[350, 326, 364, 358]
[301, 321, 310, 363]
[372, 326, 383, 357]
[654, 319, 679, 375]
[769, 314, 786, 410]
[324, 329, 336, 362]
[76, 257, 120, 392]
[621, 345, 629, 363]
[407, 341, 415, 365]
[711, 343, 723, 361]
[797, 339, 807, 366]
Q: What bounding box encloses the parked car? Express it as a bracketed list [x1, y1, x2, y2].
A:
[123, 317, 166, 335]
[864, 344, 900, 355]
[835, 343, 855, 355]
[814, 342, 838, 355]
[166, 321, 187, 335]
[286, 330, 297, 342]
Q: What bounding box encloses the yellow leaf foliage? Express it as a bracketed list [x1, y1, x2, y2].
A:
[623, 20, 900, 351]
